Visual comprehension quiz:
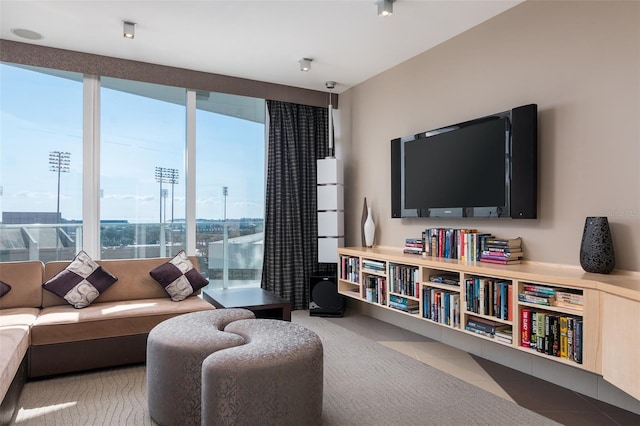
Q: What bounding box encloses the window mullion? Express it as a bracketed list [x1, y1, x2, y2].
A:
[82, 74, 100, 258]
[185, 90, 196, 256]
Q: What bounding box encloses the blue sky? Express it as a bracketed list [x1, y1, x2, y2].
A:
[0, 63, 265, 223]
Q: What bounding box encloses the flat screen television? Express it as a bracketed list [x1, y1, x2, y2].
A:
[391, 104, 537, 219]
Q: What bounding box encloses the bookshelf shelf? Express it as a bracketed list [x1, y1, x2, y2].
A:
[337, 245, 640, 400]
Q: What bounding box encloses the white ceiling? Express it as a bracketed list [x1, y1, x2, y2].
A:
[0, 0, 522, 94]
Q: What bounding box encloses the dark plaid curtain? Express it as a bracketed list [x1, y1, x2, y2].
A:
[261, 100, 329, 310]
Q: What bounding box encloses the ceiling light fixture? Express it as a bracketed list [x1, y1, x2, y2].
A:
[299, 58, 312, 72]
[123, 21, 135, 39]
[377, 0, 395, 17]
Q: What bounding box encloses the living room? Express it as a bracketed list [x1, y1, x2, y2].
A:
[1, 0, 639, 425]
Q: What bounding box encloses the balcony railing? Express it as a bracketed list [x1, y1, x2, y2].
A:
[0, 221, 263, 289]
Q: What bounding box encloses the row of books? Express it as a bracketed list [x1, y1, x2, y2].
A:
[404, 238, 424, 255]
[480, 237, 523, 265]
[339, 256, 360, 283]
[388, 263, 420, 297]
[418, 228, 525, 264]
[518, 284, 584, 311]
[520, 309, 583, 363]
[421, 228, 491, 260]
[465, 316, 512, 343]
[364, 275, 386, 305]
[465, 278, 513, 321]
[388, 294, 419, 314]
[422, 287, 460, 328]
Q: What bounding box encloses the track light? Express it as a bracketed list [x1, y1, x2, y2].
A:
[299, 58, 312, 72]
[123, 21, 135, 39]
[377, 0, 394, 17]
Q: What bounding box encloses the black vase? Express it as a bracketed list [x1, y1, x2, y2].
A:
[579, 217, 615, 274]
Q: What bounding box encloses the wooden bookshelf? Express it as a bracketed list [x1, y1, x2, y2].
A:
[338, 246, 640, 401]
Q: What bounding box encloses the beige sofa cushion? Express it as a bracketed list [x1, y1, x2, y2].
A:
[31, 296, 214, 346]
[0, 307, 40, 328]
[0, 260, 44, 309]
[0, 325, 30, 401]
[43, 256, 204, 308]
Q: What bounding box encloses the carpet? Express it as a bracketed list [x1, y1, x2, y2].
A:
[11, 312, 559, 425]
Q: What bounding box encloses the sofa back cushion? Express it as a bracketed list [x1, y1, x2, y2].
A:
[43, 256, 204, 308]
[0, 260, 44, 309]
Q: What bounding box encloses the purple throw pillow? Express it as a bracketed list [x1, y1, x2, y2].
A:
[42, 251, 118, 309]
[149, 251, 208, 301]
[0, 280, 11, 298]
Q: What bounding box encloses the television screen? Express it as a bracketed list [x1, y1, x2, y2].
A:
[404, 118, 508, 210]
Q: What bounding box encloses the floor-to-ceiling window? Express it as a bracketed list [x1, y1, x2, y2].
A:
[1, 62, 266, 280]
[0, 63, 83, 262]
[196, 92, 265, 288]
[100, 78, 187, 260]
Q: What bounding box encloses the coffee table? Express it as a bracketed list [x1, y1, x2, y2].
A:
[202, 287, 292, 321]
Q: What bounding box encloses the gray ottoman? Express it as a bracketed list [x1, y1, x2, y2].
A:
[147, 308, 256, 426]
[201, 319, 323, 426]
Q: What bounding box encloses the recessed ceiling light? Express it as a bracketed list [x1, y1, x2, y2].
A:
[11, 28, 43, 40]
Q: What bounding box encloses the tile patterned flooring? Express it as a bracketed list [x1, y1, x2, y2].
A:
[317, 311, 640, 426]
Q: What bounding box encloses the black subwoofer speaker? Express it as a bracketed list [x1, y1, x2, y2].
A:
[309, 275, 344, 317]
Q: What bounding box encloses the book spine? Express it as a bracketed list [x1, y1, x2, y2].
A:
[520, 308, 530, 347]
[575, 319, 583, 364]
[552, 316, 560, 356]
[529, 310, 537, 350]
[536, 312, 545, 353]
[560, 316, 568, 358]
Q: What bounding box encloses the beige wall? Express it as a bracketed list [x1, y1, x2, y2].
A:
[339, 0, 640, 271]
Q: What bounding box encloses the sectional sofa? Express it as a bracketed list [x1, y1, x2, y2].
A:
[0, 254, 215, 424]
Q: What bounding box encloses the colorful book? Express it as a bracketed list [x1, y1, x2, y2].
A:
[480, 258, 522, 265]
[520, 308, 530, 347]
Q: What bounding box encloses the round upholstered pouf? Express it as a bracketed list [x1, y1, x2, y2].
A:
[201, 319, 324, 426]
[147, 308, 256, 426]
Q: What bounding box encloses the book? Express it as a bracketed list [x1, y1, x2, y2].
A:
[520, 308, 530, 347]
[507, 284, 513, 321]
[560, 316, 569, 358]
[529, 310, 537, 350]
[551, 315, 560, 356]
[495, 328, 513, 344]
[480, 258, 522, 265]
[518, 293, 552, 305]
[483, 237, 522, 248]
[536, 312, 546, 353]
[574, 319, 583, 364]
[481, 252, 524, 260]
[482, 247, 524, 255]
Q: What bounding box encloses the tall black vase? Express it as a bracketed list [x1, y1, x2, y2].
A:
[579, 217, 615, 274]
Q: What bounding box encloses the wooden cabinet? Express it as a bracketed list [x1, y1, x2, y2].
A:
[338, 246, 640, 390]
[601, 292, 640, 400]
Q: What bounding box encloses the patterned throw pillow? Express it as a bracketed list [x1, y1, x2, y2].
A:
[149, 251, 208, 301]
[42, 251, 118, 309]
[0, 280, 11, 298]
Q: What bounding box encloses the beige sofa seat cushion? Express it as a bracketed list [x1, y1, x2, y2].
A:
[0, 325, 30, 401]
[31, 296, 214, 346]
[42, 256, 203, 308]
[0, 307, 40, 328]
[0, 260, 44, 309]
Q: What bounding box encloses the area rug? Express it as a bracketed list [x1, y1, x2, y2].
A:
[11, 312, 558, 425]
